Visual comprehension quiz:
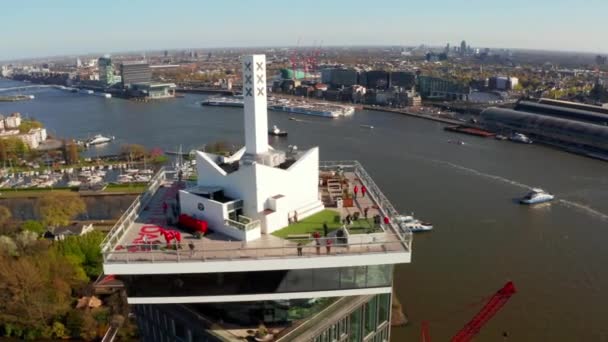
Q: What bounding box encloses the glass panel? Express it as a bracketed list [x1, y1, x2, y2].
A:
[378, 293, 390, 324]
[354, 266, 368, 288]
[349, 308, 362, 342]
[366, 265, 391, 287]
[313, 268, 341, 291]
[340, 267, 355, 289]
[364, 296, 378, 336]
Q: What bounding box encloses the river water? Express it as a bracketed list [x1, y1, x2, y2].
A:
[2, 79, 608, 341]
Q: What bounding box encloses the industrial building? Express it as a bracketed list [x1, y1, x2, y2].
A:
[481, 100, 608, 157]
[362, 70, 389, 89]
[390, 71, 416, 89]
[417, 76, 470, 100]
[97, 56, 115, 87]
[120, 61, 152, 87]
[488, 76, 519, 90]
[321, 68, 359, 87]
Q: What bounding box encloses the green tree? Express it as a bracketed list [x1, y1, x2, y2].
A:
[0, 249, 85, 338]
[21, 220, 45, 235]
[54, 230, 104, 279]
[18, 119, 43, 134]
[38, 192, 86, 228]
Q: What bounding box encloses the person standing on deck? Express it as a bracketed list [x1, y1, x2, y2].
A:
[294, 210, 299, 223]
[361, 185, 367, 197]
[353, 185, 359, 199]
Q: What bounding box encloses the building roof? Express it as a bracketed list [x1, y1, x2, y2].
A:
[481, 107, 608, 142]
[515, 101, 608, 125]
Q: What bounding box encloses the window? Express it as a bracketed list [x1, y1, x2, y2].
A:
[349, 308, 362, 342]
[364, 296, 378, 336]
[377, 294, 390, 325]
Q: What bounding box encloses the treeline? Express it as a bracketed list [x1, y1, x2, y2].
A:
[0, 193, 137, 340]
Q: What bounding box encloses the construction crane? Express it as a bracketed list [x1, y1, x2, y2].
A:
[421, 281, 517, 342]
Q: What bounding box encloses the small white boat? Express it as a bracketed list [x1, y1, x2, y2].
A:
[360, 124, 374, 129]
[395, 215, 434, 233]
[85, 134, 114, 146]
[509, 133, 533, 144]
[268, 125, 288, 137]
[67, 180, 82, 187]
[520, 188, 554, 205]
[125, 168, 139, 174]
[139, 169, 154, 175]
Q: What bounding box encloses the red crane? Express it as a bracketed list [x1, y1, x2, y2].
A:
[422, 281, 517, 342]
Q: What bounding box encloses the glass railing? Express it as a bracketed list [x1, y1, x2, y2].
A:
[100, 168, 170, 252]
[319, 160, 413, 251]
[102, 234, 408, 264]
[224, 217, 260, 231]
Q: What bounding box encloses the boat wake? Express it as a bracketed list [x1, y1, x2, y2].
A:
[425, 157, 608, 221]
[557, 200, 608, 221]
[428, 159, 530, 189]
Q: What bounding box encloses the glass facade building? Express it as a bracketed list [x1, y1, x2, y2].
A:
[133, 294, 392, 342]
[122, 265, 393, 298]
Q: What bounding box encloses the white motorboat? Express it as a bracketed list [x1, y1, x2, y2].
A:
[67, 180, 82, 187]
[85, 134, 114, 146]
[268, 125, 288, 137]
[509, 133, 533, 144]
[395, 215, 434, 233]
[139, 169, 154, 175]
[520, 188, 554, 205]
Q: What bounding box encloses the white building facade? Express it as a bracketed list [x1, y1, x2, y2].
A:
[179, 55, 323, 241]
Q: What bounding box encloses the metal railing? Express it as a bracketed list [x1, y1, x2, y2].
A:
[224, 217, 261, 231]
[102, 234, 407, 264]
[100, 168, 170, 252]
[319, 160, 413, 251]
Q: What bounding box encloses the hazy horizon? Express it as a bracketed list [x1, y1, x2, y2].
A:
[1, 0, 607, 61]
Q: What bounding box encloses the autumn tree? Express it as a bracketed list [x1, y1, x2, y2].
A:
[66, 141, 80, 165]
[0, 249, 85, 338]
[38, 192, 86, 228]
[121, 144, 147, 161]
[0, 206, 11, 227]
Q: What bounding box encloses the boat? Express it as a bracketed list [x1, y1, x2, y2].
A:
[448, 140, 465, 145]
[201, 96, 244, 107]
[495, 134, 508, 140]
[269, 102, 355, 118]
[520, 188, 554, 205]
[509, 133, 533, 144]
[67, 180, 82, 187]
[360, 124, 374, 129]
[268, 125, 288, 137]
[395, 215, 434, 233]
[86, 134, 114, 146]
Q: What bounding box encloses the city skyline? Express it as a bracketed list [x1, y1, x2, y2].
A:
[1, 0, 607, 61]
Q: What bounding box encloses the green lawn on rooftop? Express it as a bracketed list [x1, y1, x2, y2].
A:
[272, 209, 378, 238]
[272, 209, 342, 238]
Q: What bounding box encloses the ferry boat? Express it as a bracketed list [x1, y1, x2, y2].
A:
[86, 134, 114, 146]
[269, 103, 355, 118]
[509, 133, 533, 144]
[520, 188, 554, 204]
[268, 125, 288, 137]
[201, 95, 244, 107]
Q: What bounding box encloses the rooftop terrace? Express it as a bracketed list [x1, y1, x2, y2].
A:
[101, 162, 412, 271]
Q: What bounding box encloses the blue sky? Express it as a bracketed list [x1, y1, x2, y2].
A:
[1, 0, 606, 60]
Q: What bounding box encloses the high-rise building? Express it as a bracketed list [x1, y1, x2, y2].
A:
[120, 62, 151, 87]
[101, 54, 414, 342]
[460, 40, 467, 56]
[98, 56, 115, 86]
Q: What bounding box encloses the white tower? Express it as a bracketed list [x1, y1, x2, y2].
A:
[242, 55, 268, 155]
